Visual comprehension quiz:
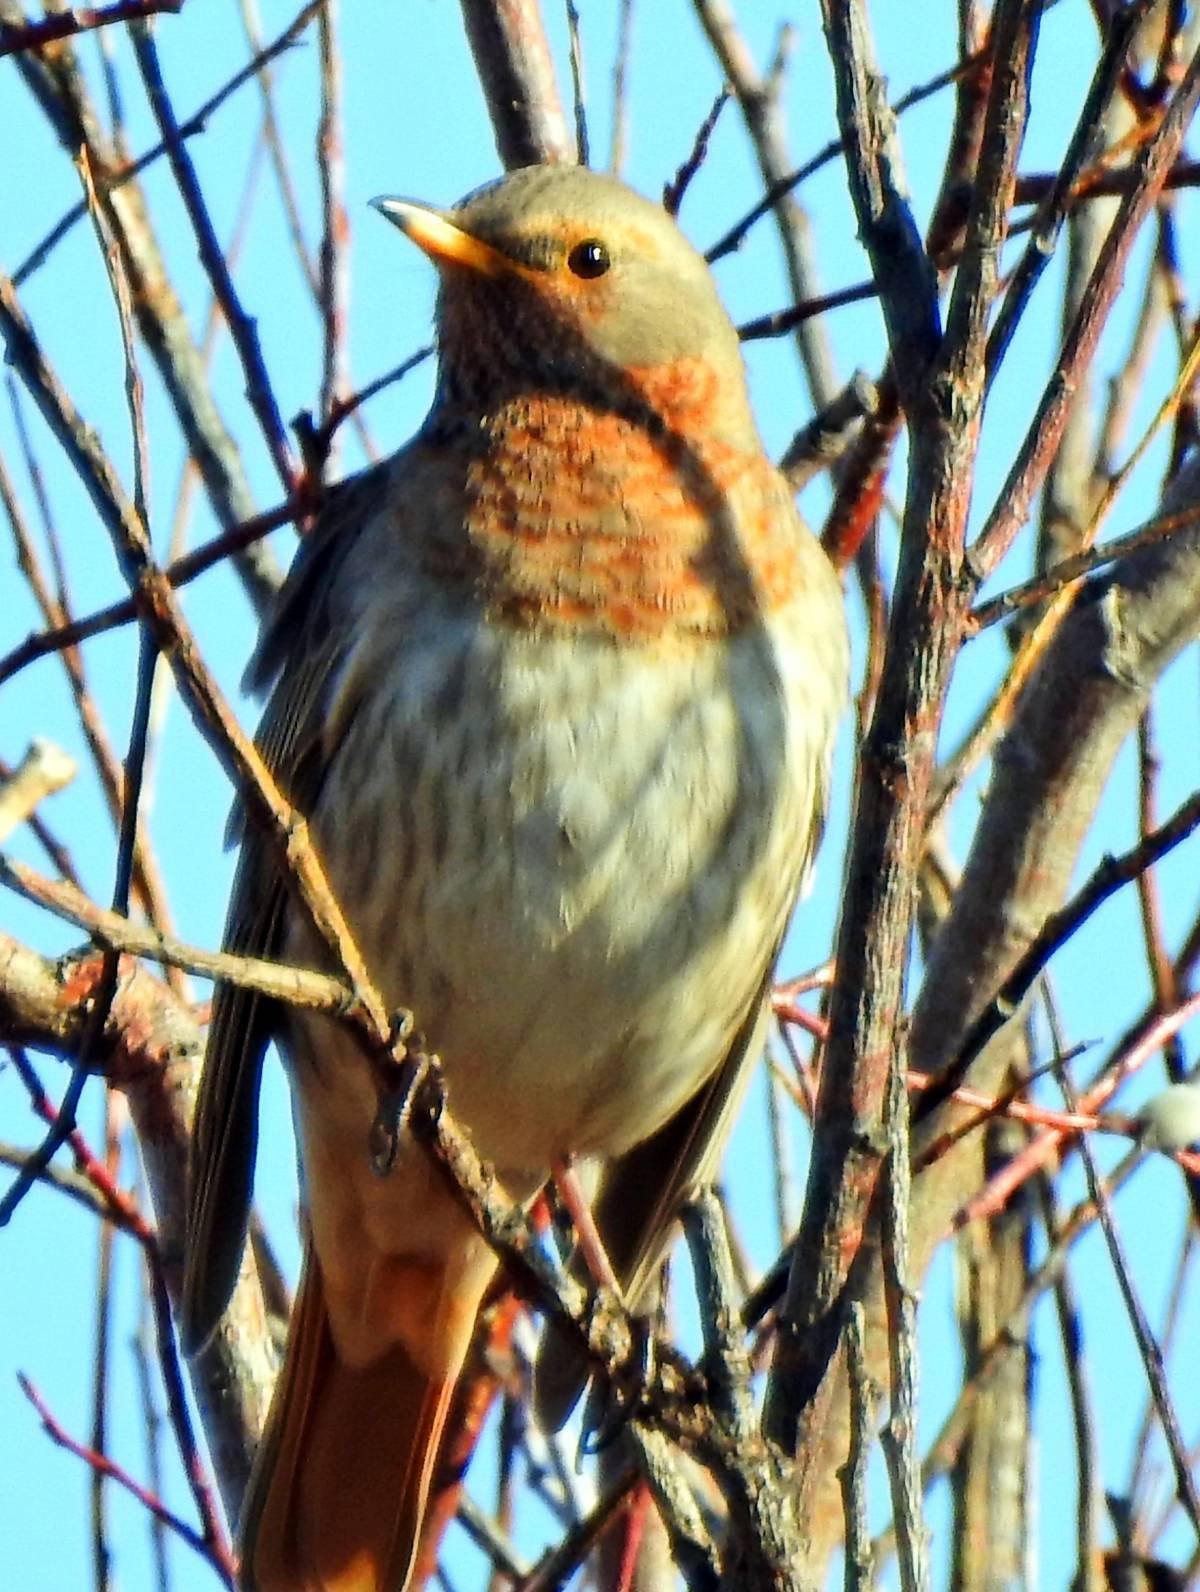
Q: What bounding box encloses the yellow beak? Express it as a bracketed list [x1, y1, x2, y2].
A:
[372, 197, 513, 278]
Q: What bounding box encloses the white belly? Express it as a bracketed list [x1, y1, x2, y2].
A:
[290, 588, 840, 1190]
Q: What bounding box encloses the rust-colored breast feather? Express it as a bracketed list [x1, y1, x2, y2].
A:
[447, 365, 807, 639]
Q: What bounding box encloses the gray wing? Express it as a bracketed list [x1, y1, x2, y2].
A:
[594, 967, 774, 1310]
[533, 959, 774, 1433]
[179, 465, 389, 1356]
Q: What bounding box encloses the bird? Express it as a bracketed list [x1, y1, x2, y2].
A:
[181, 162, 848, 1592]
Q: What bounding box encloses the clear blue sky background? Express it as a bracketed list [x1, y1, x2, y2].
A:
[2, 2, 1199, 1588]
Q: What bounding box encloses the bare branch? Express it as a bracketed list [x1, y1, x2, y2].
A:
[458, 0, 575, 166]
[0, 0, 180, 59]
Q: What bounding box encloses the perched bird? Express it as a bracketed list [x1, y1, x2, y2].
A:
[182, 163, 848, 1592]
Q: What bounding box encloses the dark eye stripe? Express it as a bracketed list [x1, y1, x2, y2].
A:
[567, 239, 611, 279]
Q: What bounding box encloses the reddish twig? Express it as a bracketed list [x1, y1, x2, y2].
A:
[4, 1048, 235, 1575]
[818, 373, 900, 571]
[517, 1468, 640, 1591]
[955, 994, 1200, 1227]
[17, 1372, 233, 1583]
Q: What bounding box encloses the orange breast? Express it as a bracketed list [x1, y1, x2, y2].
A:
[452, 369, 807, 639]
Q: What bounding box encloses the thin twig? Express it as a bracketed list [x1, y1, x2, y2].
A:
[954, 996, 1200, 1229]
[0, 267, 398, 1064]
[968, 499, 1200, 632]
[972, 37, 1200, 578]
[0, 494, 301, 687]
[663, 84, 728, 216]
[705, 43, 990, 264]
[0, 854, 349, 1015]
[765, 0, 1036, 1474]
[237, 0, 319, 286]
[17, 1373, 233, 1581]
[736, 280, 878, 342]
[89, 1095, 123, 1592]
[0, 0, 180, 58]
[3, 1047, 236, 1572]
[563, 0, 589, 168]
[13, 0, 324, 289]
[926, 802, 1200, 1123]
[2, 404, 178, 947]
[129, 18, 297, 497]
[1036, 1175, 1102, 1591]
[132, 1303, 171, 1592]
[840, 1303, 876, 1591]
[879, 1058, 930, 1592]
[609, 0, 635, 176]
[933, 332, 1200, 821]
[693, 0, 840, 406]
[0, 1139, 112, 1218]
[986, 0, 1154, 384]
[315, 0, 349, 472]
[1057, 1067, 1200, 1538]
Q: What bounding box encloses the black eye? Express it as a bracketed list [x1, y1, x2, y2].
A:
[567, 239, 611, 279]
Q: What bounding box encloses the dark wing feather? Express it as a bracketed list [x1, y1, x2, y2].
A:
[594, 964, 774, 1310]
[180, 466, 390, 1356]
[534, 960, 774, 1433]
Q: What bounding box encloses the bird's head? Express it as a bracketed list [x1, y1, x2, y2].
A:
[373, 164, 753, 440]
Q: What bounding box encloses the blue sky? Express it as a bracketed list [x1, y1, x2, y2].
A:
[2, 3, 1199, 1588]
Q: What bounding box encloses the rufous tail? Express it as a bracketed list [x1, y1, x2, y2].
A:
[238, 1238, 477, 1592]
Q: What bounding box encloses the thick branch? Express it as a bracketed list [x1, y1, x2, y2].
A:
[764, 0, 1036, 1505]
[458, 0, 574, 167]
[0, 935, 275, 1521]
